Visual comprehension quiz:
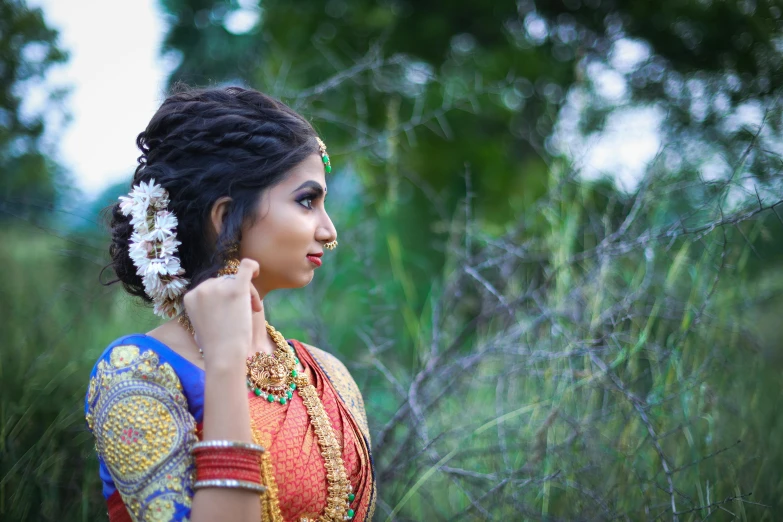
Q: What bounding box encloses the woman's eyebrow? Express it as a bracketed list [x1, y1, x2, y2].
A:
[291, 180, 327, 195]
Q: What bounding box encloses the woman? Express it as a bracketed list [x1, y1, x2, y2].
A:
[84, 86, 375, 522]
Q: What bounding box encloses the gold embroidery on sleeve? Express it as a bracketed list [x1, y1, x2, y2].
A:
[145, 497, 176, 521]
[110, 344, 141, 369]
[87, 345, 196, 522]
[101, 396, 179, 477]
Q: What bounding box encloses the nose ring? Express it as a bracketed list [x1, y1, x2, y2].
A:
[324, 240, 338, 251]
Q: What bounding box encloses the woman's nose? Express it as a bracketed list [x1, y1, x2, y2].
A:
[317, 212, 337, 243]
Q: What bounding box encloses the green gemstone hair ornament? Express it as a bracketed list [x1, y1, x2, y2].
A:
[316, 137, 332, 174]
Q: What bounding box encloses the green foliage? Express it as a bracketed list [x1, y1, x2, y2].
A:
[0, 224, 160, 521]
[260, 162, 783, 519]
[5, 163, 783, 519]
[0, 0, 68, 216]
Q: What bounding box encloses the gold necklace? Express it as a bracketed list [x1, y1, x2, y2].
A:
[178, 313, 356, 521]
[246, 324, 299, 405]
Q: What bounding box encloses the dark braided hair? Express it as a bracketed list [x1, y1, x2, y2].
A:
[106, 85, 320, 304]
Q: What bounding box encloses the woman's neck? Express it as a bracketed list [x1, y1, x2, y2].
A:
[149, 300, 279, 368]
[249, 300, 278, 357]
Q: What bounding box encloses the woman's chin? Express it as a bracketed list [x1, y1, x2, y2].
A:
[264, 267, 315, 291]
[284, 272, 315, 289]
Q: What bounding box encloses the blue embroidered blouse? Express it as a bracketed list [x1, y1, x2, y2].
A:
[85, 334, 205, 520]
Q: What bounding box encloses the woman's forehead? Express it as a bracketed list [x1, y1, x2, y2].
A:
[279, 153, 327, 191]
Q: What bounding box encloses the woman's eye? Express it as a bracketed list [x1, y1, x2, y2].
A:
[298, 197, 314, 209]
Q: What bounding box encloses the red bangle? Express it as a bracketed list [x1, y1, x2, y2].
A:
[197, 467, 260, 483]
[195, 453, 260, 469]
[193, 445, 263, 486]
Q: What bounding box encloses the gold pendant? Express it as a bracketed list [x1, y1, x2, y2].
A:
[247, 352, 292, 395]
[244, 322, 298, 402]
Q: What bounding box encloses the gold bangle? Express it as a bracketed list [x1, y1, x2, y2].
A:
[193, 479, 267, 493]
[191, 440, 265, 453]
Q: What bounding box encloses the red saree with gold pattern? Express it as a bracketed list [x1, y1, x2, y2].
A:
[85, 334, 375, 522]
[247, 340, 375, 521]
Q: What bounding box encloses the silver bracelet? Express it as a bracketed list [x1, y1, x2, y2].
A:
[193, 479, 267, 493]
[191, 440, 265, 453]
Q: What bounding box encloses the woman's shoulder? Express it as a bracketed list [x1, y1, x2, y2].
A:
[85, 336, 188, 421]
[85, 333, 205, 432]
[90, 324, 202, 376]
[297, 341, 360, 390]
[89, 333, 173, 370]
[86, 334, 191, 397]
[299, 341, 347, 371]
[295, 340, 371, 437]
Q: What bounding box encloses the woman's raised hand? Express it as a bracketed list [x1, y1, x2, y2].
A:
[182, 258, 263, 369]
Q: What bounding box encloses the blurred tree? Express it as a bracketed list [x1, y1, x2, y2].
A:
[158, 0, 783, 207]
[0, 0, 68, 221]
[156, 0, 783, 344]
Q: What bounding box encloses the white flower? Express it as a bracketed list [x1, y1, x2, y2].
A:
[119, 179, 189, 319]
[154, 297, 184, 319]
[157, 236, 182, 259]
[147, 211, 178, 242]
[134, 259, 152, 278]
[145, 256, 182, 277]
[119, 179, 164, 216]
[160, 277, 189, 300]
[129, 234, 153, 259]
[118, 195, 136, 216]
[151, 193, 170, 211]
[155, 210, 177, 232]
[135, 179, 166, 202]
[143, 273, 164, 296]
[129, 211, 152, 236]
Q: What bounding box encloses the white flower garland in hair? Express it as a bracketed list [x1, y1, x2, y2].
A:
[118, 179, 190, 319]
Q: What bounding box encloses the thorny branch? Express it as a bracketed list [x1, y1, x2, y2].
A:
[346, 156, 782, 518]
[284, 50, 783, 520]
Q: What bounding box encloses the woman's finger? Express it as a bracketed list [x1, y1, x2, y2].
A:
[236, 258, 260, 284]
[249, 284, 263, 313]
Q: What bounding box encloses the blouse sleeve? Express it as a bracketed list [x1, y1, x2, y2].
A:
[85, 344, 197, 521]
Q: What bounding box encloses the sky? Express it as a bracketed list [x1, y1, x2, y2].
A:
[29, 0, 173, 198]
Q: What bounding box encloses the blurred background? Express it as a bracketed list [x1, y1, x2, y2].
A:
[2, 0, 783, 520]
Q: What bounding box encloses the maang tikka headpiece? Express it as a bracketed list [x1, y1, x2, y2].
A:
[316, 136, 331, 174]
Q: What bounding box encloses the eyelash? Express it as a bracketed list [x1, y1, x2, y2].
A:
[297, 193, 318, 209]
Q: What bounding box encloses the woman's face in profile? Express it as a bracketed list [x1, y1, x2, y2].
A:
[240, 153, 337, 294]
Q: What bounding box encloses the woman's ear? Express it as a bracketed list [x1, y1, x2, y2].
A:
[209, 196, 233, 238]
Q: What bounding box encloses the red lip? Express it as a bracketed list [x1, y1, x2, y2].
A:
[307, 255, 322, 267]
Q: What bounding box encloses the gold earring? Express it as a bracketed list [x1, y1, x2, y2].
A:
[218, 242, 240, 276]
[324, 240, 338, 251]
